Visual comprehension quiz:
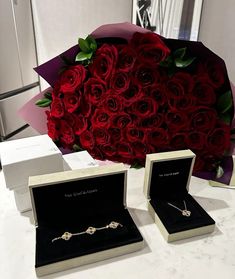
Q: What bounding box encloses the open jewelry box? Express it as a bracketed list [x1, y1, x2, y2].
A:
[143, 149, 215, 242]
[29, 163, 143, 276]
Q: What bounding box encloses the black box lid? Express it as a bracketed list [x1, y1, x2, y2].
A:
[144, 150, 195, 201]
[29, 164, 127, 228]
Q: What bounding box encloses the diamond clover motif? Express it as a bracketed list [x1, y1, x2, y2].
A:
[86, 226, 96, 235]
[62, 232, 72, 241]
[182, 210, 191, 217]
[109, 221, 119, 229]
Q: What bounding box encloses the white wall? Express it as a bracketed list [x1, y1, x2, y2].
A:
[198, 0, 235, 83]
[32, 0, 133, 89]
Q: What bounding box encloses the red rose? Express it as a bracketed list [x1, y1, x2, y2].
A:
[51, 82, 61, 98]
[166, 77, 185, 99]
[102, 93, 123, 114]
[126, 126, 145, 142]
[92, 127, 110, 145]
[135, 64, 158, 87]
[122, 81, 142, 105]
[168, 95, 195, 112]
[191, 107, 217, 132]
[91, 109, 110, 128]
[79, 130, 95, 150]
[198, 61, 225, 89]
[117, 45, 136, 71]
[170, 133, 187, 150]
[131, 32, 170, 65]
[110, 71, 130, 93]
[166, 111, 188, 132]
[89, 146, 104, 160]
[116, 142, 133, 160]
[59, 64, 87, 94]
[111, 113, 132, 129]
[206, 125, 231, 155]
[199, 153, 221, 172]
[131, 32, 163, 46]
[50, 97, 64, 118]
[130, 97, 158, 118]
[63, 92, 81, 113]
[84, 77, 106, 105]
[101, 144, 117, 157]
[108, 127, 122, 143]
[74, 115, 88, 136]
[63, 112, 76, 127]
[193, 156, 205, 172]
[140, 114, 164, 128]
[147, 128, 169, 147]
[137, 44, 170, 65]
[46, 111, 59, 140]
[79, 99, 92, 117]
[173, 72, 194, 94]
[89, 44, 118, 81]
[193, 77, 216, 106]
[149, 84, 168, 107]
[60, 120, 75, 147]
[186, 131, 206, 150]
[132, 141, 150, 161]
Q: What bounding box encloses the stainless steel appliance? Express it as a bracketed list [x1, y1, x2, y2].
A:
[0, 0, 39, 141]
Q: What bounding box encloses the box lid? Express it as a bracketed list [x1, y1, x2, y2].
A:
[1, 134, 63, 189]
[0, 135, 60, 165]
[29, 163, 127, 228]
[144, 150, 195, 201]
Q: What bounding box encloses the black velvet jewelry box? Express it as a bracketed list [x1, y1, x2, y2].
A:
[143, 150, 215, 242]
[29, 163, 143, 276]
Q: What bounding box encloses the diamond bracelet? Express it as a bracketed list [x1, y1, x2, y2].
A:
[52, 221, 123, 243]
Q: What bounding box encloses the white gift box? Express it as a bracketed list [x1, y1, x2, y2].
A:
[0, 135, 64, 212]
[29, 164, 143, 276]
[62, 151, 98, 171]
[13, 186, 32, 212]
[143, 149, 215, 242]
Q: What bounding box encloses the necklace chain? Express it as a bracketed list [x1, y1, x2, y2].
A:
[167, 200, 191, 217]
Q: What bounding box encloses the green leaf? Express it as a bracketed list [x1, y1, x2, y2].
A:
[90, 42, 97, 51]
[216, 165, 224, 179]
[86, 35, 97, 51]
[35, 98, 51, 107]
[159, 55, 173, 67]
[78, 38, 90, 53]
[44, 91, 52, 100]
[73, 144, 83, 152]
[231, 128, 235, 135]
[168, 66, 176, 77]
[173, 47, 186, 59]
[131, 162, 143, 169]
[75, 51, 93, 62]
[217, 90, 233, 114]
[174, 57, 196, 68]
[219, 112, 231, 124]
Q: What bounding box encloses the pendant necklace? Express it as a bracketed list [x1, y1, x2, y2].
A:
[167, 200, 191, 217]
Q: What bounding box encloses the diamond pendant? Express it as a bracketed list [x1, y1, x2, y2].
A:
[182, 210, 191, 217]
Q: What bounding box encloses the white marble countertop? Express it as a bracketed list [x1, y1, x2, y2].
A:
[1, 167, 235, 279]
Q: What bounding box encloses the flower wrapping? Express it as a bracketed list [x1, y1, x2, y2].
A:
[19, 23, 234, 182]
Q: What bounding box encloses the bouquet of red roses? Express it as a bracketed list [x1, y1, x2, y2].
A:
[21, 23, 234, 181]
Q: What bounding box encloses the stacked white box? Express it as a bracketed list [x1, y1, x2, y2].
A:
[0, 134, 64, 212]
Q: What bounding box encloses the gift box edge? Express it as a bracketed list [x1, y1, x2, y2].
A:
[35, 239, 144, 277]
